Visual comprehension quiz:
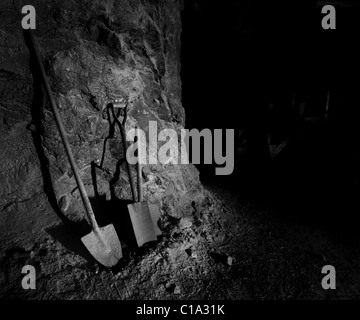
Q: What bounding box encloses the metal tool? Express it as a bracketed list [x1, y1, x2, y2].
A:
[114, 108, 157, 247]
[136, 127, 162, 237]
[27, 29, 122, 267]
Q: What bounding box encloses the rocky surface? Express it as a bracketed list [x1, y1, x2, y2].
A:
[2, 185, 360, 300]
[0, 0, 203, 254]
[2, 0, 360, 302]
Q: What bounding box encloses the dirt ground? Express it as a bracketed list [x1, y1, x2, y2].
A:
[1, 176, 360, 300]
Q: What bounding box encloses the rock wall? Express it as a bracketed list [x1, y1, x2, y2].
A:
[0, 0, 203, 251]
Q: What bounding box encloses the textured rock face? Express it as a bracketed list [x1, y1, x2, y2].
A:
[0, 0, 203, 249]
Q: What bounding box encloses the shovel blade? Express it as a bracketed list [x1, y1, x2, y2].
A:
[128, 201, 157, 247]
[81, 224, 122, 267]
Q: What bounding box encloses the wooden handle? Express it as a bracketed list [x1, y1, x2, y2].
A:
[137, 126, 143, 202]
[117, 116, 137, 202]
[27, 30, 100, 232]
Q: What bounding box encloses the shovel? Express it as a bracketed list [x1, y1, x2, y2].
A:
[135, 127, 162, 237]
[114, 107, 157, 247]
[27, 29, 122, 267]
[133, 127, 160, 242]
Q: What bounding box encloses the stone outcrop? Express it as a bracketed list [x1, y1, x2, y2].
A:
[0, 0, 203, 250]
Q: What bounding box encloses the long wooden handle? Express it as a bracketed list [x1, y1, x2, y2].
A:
[137, 126, 143, 202]
[27, 30, 100, 232]
[117, 117, 137, 202]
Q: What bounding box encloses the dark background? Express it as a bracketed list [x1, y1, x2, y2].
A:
[181, 0, 360, 129]
[180, 0, 360, 232]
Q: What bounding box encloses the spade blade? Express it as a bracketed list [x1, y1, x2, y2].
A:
[128, 201, 157, 247]
[81, 224, 122, 267]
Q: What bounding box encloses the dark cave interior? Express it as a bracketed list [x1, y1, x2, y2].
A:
[181, 0, 360, 237]
[1, 0, 360, 301]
